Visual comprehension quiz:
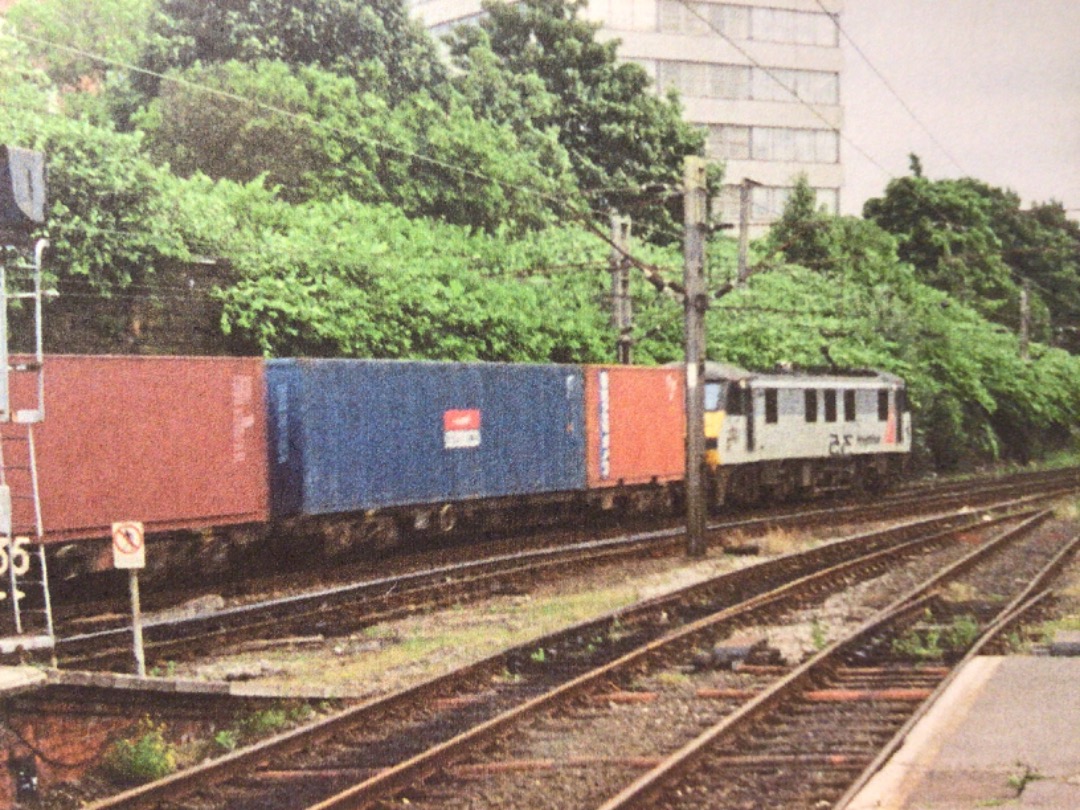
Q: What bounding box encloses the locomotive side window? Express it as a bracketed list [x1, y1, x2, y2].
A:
[824, 389, 837, 423]
[843, 390, 856, 422]
[726, 384, 747, 415]
[877, 389, 889, 421]
[804, 389, 818, 422]
[764, 388, 778, 424]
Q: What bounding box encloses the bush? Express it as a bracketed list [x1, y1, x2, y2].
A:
[103, 720, 177, 784]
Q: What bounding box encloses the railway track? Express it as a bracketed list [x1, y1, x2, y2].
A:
[598, 519, 1079, 810]
[77, 502, 1059, 809]
[53, 467, 1080, 671]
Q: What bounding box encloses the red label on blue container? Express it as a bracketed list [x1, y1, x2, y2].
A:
[444, 409, 481, 449]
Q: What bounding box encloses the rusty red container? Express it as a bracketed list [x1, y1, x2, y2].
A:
[3, 355, 269, 542]
[583, 365, 685, 488]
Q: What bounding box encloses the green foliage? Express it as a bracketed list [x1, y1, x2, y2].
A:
[892, 614, 978, 662]
[237, 707, 289, 738]
[6, 0, 155, 122]
[744, 185, 1080, 470]
[103, 720, 177, 785]
[212, 729, 239, 753]
[447, 0, 705, 242]
[139, 0, 446, 103]
[160, 179, 617, 360]
[136, 59, 574, 231]
[862, 164, 1080, 344]
[0, 34, 198, 348]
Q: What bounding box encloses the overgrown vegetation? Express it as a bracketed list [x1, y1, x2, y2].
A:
[104, 703, 321, 784]
[2, 0, 1080, 472]
[891, 612, 981, 661]
[102, 720, 177, 785]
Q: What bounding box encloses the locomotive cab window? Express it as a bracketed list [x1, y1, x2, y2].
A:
[705, 382, 724, 412]
[804, 389, 818, 422]
[824, 389, 837, 423]
[877, 390, 889, 421]
[764, 388, 778, 424]
[843, 390, 856, 422]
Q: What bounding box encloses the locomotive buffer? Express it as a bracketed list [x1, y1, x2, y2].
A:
[0, 146, 55, 656]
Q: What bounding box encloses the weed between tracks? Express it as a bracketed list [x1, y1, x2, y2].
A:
[174, 552, 747, 697]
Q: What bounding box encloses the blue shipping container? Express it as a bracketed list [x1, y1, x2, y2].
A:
[266, 359, 587, 517]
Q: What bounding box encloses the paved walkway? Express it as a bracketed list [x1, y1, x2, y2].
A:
[0, 666, 46, 696]
[847, 656, 1080, 809]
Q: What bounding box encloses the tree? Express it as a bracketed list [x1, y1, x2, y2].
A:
[761, 177, 836, 273]
[446, 0, 704, 241]
[138, 0, 447, 103]
[136, 59, 577, 232]
[864, 164, 1080, 347]
[5, 0, 156, 123]
[6, 0, 154, 88]
[160, 185, 618, 360]
[863, 166, 1017, 319]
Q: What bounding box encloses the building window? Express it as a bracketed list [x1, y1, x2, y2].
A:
[659, 1, 749, 37]
[750, 186, 839, 220]
[765, 388, 778, 424]
[844, 390, 856, 422]
[751, 127, 839, 164]
[824, 389, 837, 423]
[707, 125, 751, 160]
[752, 68, 839, 105]
[657, 61, 837, 106]
[589, 0, 659, 32]
[805, 389, 818, 423]
[751, 7, 837, 47]
[658, 61, 751, 100]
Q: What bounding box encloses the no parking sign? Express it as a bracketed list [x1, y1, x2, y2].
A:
[112, 521, 145, 569]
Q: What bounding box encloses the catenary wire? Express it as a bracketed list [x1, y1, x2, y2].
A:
[811, 0, 967, 176]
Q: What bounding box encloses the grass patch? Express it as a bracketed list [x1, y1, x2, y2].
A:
[892, 613, 981, 661]
[225, 584, 644, 694]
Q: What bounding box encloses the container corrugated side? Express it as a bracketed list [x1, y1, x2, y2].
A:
[584, 365, 685, 488]
[4, 355, 270, 542]
[267, 359, 587, 517]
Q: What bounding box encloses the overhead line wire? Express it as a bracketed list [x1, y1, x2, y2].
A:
[1, 27, 704, 293]
[811, 0, 967, 175]
[672, 0, 894, 181]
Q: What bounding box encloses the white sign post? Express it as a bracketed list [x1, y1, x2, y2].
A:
[112, 521, 146, 677]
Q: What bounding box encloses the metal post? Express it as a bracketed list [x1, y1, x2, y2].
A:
[130, 568, 146, 677]
[610, 214, 633, 364]
[1019, 280, 1030, 360]
[0, 260, 7, 424]
[684, 158, 709, 558]
[737, 178, 756, 283]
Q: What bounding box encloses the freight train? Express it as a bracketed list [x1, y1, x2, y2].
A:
[1, 355, 910, 582]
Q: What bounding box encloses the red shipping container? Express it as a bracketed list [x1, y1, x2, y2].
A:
[583, 365, 685, 488]
[3, 355, 269, 542]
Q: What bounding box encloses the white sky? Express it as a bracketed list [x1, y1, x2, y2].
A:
[840, 0, 1080, 217]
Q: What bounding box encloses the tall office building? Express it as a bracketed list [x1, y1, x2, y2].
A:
[413, 0, 844, 229]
